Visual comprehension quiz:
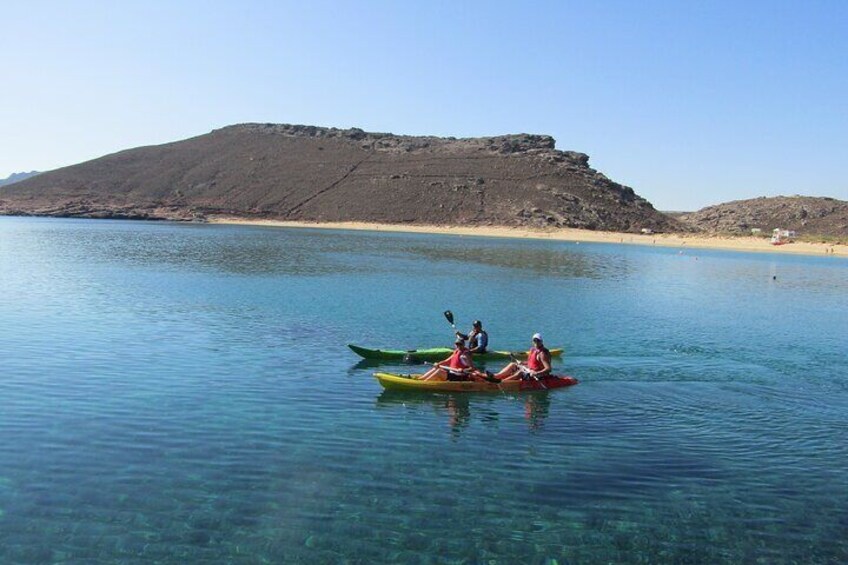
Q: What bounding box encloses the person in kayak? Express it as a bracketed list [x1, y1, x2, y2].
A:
[420, 338, 488, 381]
[456, 320, 489, 354]
[493, 333, 552, 381]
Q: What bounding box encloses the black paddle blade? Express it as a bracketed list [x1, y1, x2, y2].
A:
[443, 310, 454, 325]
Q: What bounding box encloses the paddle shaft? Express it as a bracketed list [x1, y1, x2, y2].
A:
[432, 362, 479, 376]
[509, 355, 547, 390]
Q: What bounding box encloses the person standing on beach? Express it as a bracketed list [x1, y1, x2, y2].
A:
[456, 320, 488, 354]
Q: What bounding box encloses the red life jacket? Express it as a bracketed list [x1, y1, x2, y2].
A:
[526, 347, 545, 371]
[448, 349, 470, 370]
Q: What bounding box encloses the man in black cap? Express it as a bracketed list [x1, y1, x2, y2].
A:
[456, 320, 488, 354]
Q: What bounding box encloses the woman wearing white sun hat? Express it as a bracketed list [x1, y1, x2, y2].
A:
[493, 333, 552, 382]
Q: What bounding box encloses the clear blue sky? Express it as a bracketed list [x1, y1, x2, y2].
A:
[2, 0, 846, 210]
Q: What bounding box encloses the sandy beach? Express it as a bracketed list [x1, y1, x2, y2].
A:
[207, 217, 845, 258]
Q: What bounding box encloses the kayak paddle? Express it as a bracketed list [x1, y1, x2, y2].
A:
[443, 310, 456, 330]
[509, 353, 547, 390]
[444, 310, 470, 344]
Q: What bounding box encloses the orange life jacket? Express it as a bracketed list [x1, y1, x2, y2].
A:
[448, 349, 470, 370]
[526, 347, 547, 371]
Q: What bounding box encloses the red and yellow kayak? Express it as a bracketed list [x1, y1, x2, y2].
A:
[374, 372, 578, 393]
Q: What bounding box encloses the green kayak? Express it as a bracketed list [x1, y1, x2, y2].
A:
[348, 344, 563, 362]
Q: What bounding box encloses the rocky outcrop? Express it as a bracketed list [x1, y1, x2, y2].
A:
[678, 196, 848, 238]
[0, 123, 681, 233]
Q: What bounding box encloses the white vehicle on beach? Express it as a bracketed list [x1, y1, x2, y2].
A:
[771, 228, 796, 245]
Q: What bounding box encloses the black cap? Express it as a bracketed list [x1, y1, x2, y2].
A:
[472, 320, 482, 327]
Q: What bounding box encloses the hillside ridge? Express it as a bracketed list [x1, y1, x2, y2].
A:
[678, 195, 848, 238]
[0, 123, 682, 232]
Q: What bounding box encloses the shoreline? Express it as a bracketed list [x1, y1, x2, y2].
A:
[207, 217, 846, 258]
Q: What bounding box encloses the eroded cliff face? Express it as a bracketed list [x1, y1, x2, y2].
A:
[0, 123, 681, 233]
[678, 196, 848, 238]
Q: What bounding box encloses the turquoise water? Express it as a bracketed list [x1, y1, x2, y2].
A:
[1, 216, 846, 563]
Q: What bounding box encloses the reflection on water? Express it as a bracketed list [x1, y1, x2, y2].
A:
[349, 358, 386, 371]
[28, 220, 635, 280]
[376, 390, 555, 435]
[395, 240, 634, 280]
[523, 392, 551, 431]
[25, 221, 375, 276]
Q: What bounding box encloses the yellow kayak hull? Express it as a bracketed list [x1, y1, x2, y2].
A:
[373, 372, 579, 393]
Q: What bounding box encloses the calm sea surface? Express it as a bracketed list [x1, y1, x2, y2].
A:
[1, 217, 846, 563]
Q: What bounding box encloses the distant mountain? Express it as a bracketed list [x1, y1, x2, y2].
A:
[0, 123, 682, 232]
[678, 196, 848, 238]
[0, 171, 39, 187]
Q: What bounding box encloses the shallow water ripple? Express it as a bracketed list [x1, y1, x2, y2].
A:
[0, 217, 846, 563]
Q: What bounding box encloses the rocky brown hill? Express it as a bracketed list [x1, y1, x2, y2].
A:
[0, 123, 680, 232]
[678, 196, 848, 238]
